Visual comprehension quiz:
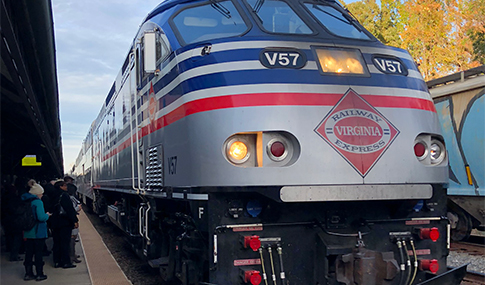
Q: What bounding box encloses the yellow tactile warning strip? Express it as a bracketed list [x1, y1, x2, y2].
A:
[78, 210, 132, 285]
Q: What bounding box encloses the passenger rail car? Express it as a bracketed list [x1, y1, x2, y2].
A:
[73, 0, 466, 284]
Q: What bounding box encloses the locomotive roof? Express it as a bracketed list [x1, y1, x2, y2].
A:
[145, 0, 340, 23]
[145, 0, 195, 22]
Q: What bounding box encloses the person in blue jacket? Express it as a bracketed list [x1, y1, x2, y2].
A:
[21, 180, 52, 281]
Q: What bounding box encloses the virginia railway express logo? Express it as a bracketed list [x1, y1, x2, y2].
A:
[148, 82, 157, 123]
[315, 89, 399, 177]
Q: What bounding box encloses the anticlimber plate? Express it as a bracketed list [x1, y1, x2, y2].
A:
[280, 184, 432, 202]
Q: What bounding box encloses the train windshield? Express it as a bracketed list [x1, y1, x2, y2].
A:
[245, 0, 313, 34]
[172, 0, 248, 45]
[303, 3, 371, 40]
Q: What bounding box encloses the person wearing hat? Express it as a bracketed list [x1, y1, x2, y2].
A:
[20, 179, 52, 281]
[63, 176, 77, 197]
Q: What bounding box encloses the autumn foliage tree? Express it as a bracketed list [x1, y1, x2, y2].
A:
[344, 0, 485, 80]
[463, 0, 485, 63]
[400, 0, 451, 79]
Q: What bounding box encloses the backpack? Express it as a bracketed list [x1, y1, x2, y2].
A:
[12, 198, 37, 231]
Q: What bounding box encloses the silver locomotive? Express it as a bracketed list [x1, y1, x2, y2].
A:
[73, 0, 465, 284]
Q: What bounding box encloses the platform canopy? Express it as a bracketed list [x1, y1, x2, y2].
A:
[1, 0, 64, 181]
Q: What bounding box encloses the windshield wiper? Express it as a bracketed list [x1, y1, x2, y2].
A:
[313, 4, 358, 27]
[343, 8, 364, 32]
[253, 0, 265, 13]
[313, 2, 364, 32]
[210, 0, 231, 19]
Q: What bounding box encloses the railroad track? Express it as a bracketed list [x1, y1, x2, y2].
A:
[451, 241, 485, 255]
[451, 239, 485, 285]
[461, 270, 485, 285]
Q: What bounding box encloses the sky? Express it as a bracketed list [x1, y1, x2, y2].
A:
[52, 0, 358, 170]
[52, 0, 162, 169]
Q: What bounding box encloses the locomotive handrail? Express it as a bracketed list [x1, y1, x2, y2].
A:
[214, 221, 313, 234]
[129, 48, 145, 195]
[138, 203, 144, 238]
[129, 50, 137, 195]
[145, 201, 151, 243]
[366, 216, 444, 224]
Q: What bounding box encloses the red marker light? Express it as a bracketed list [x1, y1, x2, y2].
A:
[270, 141, 285, 157]
[414, 142, 426, 157]
[244, 270, 262, 285]
[420, 259, 439, 274]
[244, 235, 261, 251]
[419, 227, 440, 242]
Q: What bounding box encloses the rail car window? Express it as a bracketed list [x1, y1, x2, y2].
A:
[172, 1, 248, 45]
[304, 3, 371, 40]
[245, 0, 312, 34]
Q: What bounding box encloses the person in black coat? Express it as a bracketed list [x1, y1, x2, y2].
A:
[64, 176, 77, 197]
[42, 180, 57, 214]
[50, 180, 79, 268]
[1, 179, 24, 262]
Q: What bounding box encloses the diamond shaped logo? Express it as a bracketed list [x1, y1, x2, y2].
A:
[315, 89, 399, 177]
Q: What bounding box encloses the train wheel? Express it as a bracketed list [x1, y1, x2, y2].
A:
[448, 208, 473, 241]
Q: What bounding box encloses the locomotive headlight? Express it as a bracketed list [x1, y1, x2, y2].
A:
[346, 57, 364, 73]
[224, 134, 259, 166]
[225, 136, 251, 164]
[315, 47, 367, 75]
[430, 139, 445, 165]
[229, 141, 248, 161]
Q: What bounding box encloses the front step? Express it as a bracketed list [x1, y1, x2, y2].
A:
[148, 257, 169, 268]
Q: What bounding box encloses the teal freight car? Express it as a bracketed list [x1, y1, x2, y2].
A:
[428, 66, 485, 241]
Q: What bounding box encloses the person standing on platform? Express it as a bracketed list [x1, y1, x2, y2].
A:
[63, 175, 82, 263]
[43, 180, 57, 201]
[42, 180, 56, 214]
[43, 180, 57, 229]
[50, 180, 78, 269]
[21, 180, 51, 281]
[1, 176, 24, 262]
[64, 176, 77, 197]
[69, 192, 81, 263]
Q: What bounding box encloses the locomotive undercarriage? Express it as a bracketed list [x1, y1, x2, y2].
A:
[88, 188, 209, 284]
[87, 185, 463, 285]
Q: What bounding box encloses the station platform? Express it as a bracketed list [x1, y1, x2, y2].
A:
[1, 210, 131, 285]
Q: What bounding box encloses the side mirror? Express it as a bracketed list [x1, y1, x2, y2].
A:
[143, 32, 157, 74]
